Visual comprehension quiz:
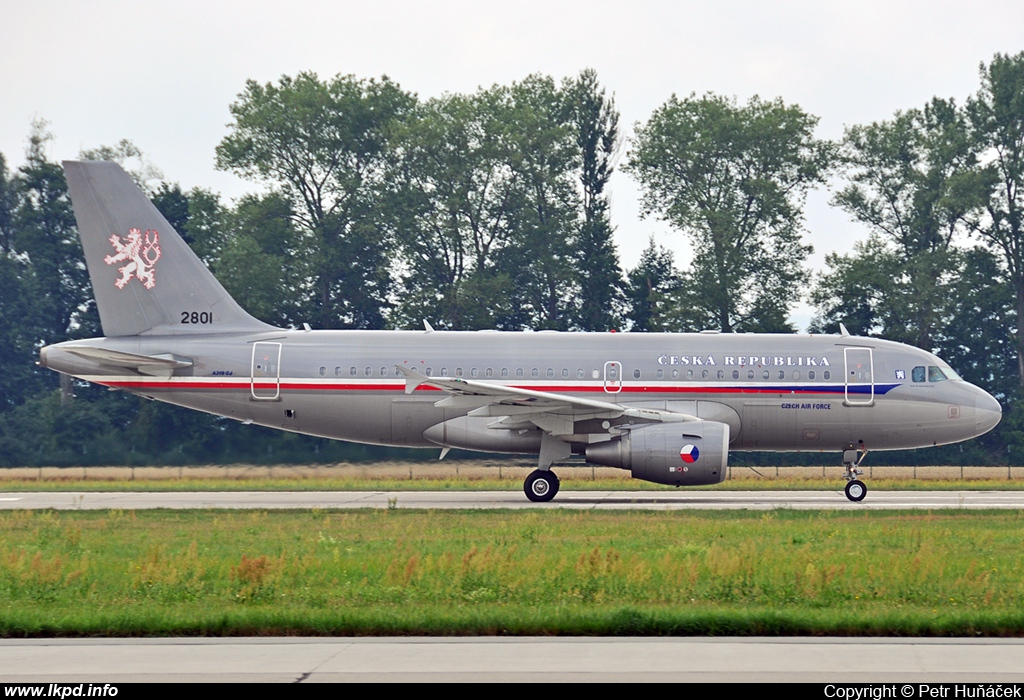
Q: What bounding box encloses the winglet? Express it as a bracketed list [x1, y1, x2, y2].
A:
[395, 365, 430, 394]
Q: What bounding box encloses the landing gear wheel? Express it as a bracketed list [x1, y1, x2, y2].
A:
[845, 479, 867, 502]
[524, 470, 559, 502]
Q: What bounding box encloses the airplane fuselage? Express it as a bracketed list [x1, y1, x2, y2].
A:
[40, 329, 1002, 456]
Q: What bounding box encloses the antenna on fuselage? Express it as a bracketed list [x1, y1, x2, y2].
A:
[839, 323, 851, 337]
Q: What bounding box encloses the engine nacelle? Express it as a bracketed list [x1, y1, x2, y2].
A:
[423, 416, 543, 453]
[585, 420, 729, 486]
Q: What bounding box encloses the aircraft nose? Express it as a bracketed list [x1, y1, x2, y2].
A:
[973, 386, 1002, 436]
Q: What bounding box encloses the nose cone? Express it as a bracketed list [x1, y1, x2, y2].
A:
[973, 386, 1002, 436]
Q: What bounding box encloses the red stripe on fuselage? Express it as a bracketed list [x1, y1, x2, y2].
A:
[94, 379, 851, 396]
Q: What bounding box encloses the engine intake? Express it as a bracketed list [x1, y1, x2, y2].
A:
[585, 420, 729, 486]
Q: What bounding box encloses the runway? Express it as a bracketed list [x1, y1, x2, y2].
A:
[2, 489, 1024, 510]
[3, 637, 1024, 683]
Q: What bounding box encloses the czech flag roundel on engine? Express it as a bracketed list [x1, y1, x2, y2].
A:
[680, 444, 699, 463]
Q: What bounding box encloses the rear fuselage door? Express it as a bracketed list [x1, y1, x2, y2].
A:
[251, 341, 282, 400]
[604, 360, 622, 394]
[844, 347, 874, 406]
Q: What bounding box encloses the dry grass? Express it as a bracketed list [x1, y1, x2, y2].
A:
[1, 462, 1022, 491]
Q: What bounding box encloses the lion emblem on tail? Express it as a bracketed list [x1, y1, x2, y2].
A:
[105, 228, 161, 290]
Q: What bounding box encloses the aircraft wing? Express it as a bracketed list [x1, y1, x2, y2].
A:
[395, 364, 696, 436]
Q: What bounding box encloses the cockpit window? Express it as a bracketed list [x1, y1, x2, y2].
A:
[912, 366, 926, 382]
[928, 366, 947, 382]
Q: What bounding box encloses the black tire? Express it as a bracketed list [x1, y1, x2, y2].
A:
[845, 479, 867, 502]
[524, 470, 558, 502]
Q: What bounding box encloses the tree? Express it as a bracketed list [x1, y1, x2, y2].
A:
[624, 238, 678, 332]
[13, 121, 98, 344]
[217, 192, 307, 327]
[625, 93, 832, 332]
[967, 52, 1024, 389]
[391, 76, 582, 330]
[824, 98, 987, 349]
[216, 72, 416, 329]
[79, 139, 163, 193]
[563, 68, 624, 331]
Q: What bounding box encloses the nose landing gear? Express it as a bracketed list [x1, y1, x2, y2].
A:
[842, 442, 868, 502]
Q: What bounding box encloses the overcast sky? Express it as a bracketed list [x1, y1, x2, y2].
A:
[3, 1, 1023, 328]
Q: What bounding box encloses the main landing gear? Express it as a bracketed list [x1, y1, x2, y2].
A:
[524, 469, 560, 502]
[842, 442, 868, 502]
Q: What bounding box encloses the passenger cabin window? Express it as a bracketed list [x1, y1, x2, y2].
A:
[808, 370, 815, 380]
[547, 368, 555, 378]
[319, 366, 326, 376]
[349, 367, 357, 376]
[380, 367, 387, 376]
[777, 370, 785, 380]
[531, 368, 539, 378]
[561, 368, 569, 378]
[717, 370, 724, 379]
[823, 371, 831, 380]
[425, 367, 433, 376]
[634, 369, 641, 379]
[577, 369, 584, 378]
[732, 370, 739, 380]
[441, 367, 449, 377]
[762, 370, 770, 380]
[657, 369, 664, 379]
[672, 369, 679, 379]
[928, 366, 948, 382]
[501, 368, 509, 378]
[748, 370, 755, 380]
[793, 370, 800, 380]
[516, 368, 524, 378]
[335, 367, 342, 377]
[364, 367, 371, 376]
[456, 367, 463, 377]
[471, 368, 479, 378]
[686, 369, 694, 379]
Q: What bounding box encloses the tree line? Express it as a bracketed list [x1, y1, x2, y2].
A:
[1, 55, 1022, 467]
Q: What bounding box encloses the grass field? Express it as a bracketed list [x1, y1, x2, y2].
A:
[2, 508, 1024, 636]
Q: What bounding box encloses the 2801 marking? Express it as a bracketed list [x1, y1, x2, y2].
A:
[181, 311, 213, 324]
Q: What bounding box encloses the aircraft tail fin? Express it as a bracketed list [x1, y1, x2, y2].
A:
[63, 160, 274, 337]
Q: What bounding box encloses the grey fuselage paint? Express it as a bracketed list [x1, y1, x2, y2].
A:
[40, 329, 1003, 457]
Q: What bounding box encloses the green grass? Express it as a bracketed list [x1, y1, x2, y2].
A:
[2, 508, 1024, 636]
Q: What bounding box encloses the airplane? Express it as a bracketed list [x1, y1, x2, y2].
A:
[38, 161, 1003, 503]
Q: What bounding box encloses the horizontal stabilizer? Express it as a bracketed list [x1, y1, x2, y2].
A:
[64, 347, 192, 376]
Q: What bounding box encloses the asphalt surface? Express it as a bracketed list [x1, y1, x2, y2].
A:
[2, 489, 1024, 510]
[3, 637, 1024, 683]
